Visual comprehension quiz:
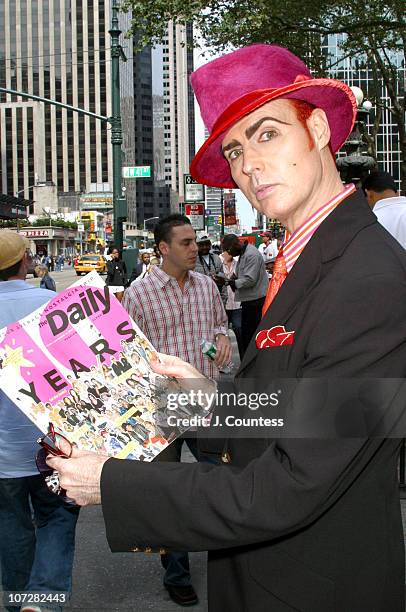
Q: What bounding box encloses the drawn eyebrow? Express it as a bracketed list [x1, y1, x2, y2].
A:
[222, 116, 291, 156]
[222, 139, 241, 155]
[245, 116, 291, 140]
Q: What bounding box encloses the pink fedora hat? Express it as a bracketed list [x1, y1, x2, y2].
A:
[190, 44, 357, 188]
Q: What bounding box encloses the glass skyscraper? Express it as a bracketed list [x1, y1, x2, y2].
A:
[323, 34, 404, 190]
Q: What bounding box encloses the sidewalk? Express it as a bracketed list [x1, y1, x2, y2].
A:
[66, 498, 406, 611]
[2, 326, 406, 610]
[65, 505, 207, 612]
[2, 465, 406, 610]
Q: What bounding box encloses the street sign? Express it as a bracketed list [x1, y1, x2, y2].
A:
[206, 215, 214, 227]
[77, 223, 84, 232]
[122, 166, 151, 178]
[185, 203, 205, 231]
[184, 174, 205, 203]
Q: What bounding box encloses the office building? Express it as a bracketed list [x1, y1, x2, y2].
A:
[0, 0, 136, 220]
[162, 21, 196, 209]
[323, 34, 404, 190]
[128, 41, 171, 228]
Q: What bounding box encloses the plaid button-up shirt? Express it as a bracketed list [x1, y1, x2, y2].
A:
[122, 266, 228, 379]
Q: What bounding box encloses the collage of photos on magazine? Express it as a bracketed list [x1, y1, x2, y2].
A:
[0, 270, 208, 467]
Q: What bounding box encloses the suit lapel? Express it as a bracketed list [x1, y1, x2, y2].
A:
[237, 239, 322, 375]
[236, 190, 376, 377]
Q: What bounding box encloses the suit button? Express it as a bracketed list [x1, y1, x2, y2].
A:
[221, 451, 231, 464]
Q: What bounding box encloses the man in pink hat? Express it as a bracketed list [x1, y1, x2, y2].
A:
[47, 45, 406, 611]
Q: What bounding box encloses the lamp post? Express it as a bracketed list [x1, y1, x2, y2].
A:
[336, 86, 376, 185]
[109, 0, 127, 250]
[14, 185, 36, 231]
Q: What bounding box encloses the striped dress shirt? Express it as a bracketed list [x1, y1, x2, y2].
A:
[122, 266, 228, 380]
[283, 184, 356, 272]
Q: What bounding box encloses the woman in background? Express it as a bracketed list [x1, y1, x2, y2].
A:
[106, 246, 127, 302]
[220, 249, 244, 360]
[35, 264, 56, 291]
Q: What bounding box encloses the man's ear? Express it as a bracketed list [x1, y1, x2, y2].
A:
[308, 108, 331, 151]
[364, 189, 375, 208]
[158, 240, 169, 256]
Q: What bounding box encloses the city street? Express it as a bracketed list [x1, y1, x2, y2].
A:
[23, 266, 212, 611]
[0, 0, 404, 607]
[13, 268, 406, 610]
[25, 266, 104, 293]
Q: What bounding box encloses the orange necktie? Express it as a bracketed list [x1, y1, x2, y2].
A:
[262, 250, 288, 316]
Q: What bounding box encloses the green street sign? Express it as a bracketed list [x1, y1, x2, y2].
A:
[122, 166, 151, 178]
[206, 215, 215, 226]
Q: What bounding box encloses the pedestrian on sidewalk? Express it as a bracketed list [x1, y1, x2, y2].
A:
[106, 246, 127, 302]
[128, 251, 151, 285]
[220, 249, 244, 360]
[194, 234, 227, 306]
[362, 170, 406, 249]
[222, 233, 268, 355]
[258, 230, 278, 263]
[47, 44, 406, 612]
[35, 264, 56, 291]
[122, 214, 231, 607]
[0, 230, 79, 612]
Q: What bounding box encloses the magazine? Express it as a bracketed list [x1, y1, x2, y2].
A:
[0, 271, 206, 461]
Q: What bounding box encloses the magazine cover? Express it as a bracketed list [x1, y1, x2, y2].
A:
[0, 271, 206, 461]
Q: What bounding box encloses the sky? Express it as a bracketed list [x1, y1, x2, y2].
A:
[193, 47, 258, 233]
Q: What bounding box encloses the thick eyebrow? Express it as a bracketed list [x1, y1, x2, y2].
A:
[222, 139, 241, 155]
[245, 116, 291, 140]
[222, 116, 291, 155]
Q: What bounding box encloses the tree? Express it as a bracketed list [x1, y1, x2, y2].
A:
[123, 0, 405, 190]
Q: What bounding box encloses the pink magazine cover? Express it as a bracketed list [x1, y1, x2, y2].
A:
[0, 271, 204, 461]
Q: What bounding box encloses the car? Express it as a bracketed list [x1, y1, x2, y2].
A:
[74, 254, 107, 275]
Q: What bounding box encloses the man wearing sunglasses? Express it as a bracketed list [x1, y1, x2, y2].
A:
[0, 231, 79, 612]
[47, 45, 406, 611]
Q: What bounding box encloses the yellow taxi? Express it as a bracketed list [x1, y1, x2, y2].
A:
[74, 253, 107, 275]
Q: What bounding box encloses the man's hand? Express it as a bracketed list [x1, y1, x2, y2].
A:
[212, 274, 226, 287]
[46, 447, 109, 506]
[151, 353, 217, 402]
[214, 334, 232, 368]
[151, 353, 205, 380]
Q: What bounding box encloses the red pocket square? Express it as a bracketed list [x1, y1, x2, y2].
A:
[255, 325, 295, 349]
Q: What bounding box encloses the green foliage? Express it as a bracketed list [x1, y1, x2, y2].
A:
[123, 0, 405, 189]
[31, 218, 78, 229]
[0, 219, 30, 228]
[124, 0, 403, 63]
[0, 218, 78, 229]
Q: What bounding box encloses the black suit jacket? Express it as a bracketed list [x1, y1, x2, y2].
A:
[128, 262, 149, 285]
[101, 191, 406, 611]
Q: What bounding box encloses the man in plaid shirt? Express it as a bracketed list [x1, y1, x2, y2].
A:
[122, 213, 231, 607]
